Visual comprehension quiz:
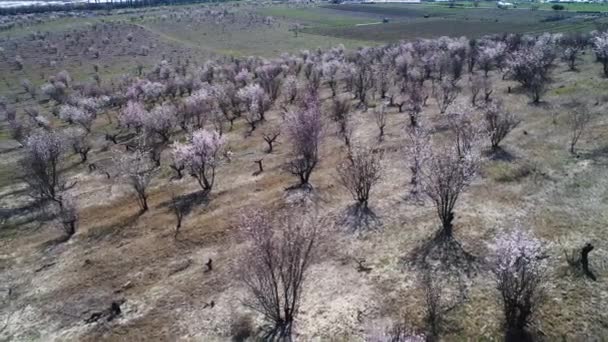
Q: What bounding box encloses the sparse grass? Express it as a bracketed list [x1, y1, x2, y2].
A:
[484, 160, 532, 183]
[0, 2, 607, 341]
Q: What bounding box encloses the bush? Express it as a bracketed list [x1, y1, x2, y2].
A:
[552, 4, 565, 10]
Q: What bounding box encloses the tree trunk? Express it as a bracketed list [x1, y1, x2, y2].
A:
[581, 243, 596, 281]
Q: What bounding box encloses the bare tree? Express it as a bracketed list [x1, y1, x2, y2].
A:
[331, 95, 352, 146]
[263, 126, 280, 153]
[406, 83, 426, 127]
[115, 147, 156, 213]
[484, 102, 520, 152]
[170, 192, 184, 239]
[469, 76, 482, 106]
[406, 126, 431, 203]
[353, 64, 373, 108]
[65, 127, 91, 163]
[373, 103, 387, 141]
[446, 106, 484, 159]
[568, 107, 592, 155]
[421, 140, 479, 238]
[239, 208, 317, 340]
[337, 147, 382, 209]
[433, 80, 459, 114]
[53, 194, 78, 240]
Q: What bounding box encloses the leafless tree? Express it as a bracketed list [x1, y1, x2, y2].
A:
[53, 194, 78, 240]
[337, 147, 382, 208]
[421, 140, 479, 238]
[239, 208, 317, 340]
[20, 78, 37, 99]
[331, 95, 353, 146]
[469, 76, 482, 106]
[263, 126, 280, 153]
[170, 192, 184, 239]
[406, 126, 431, 203]
[354, 64, 373, 108]
[65, 127, 91, 163]
[568, 107, 592, 155]
[406, 83, 426, 127]
[115, 147, 156, 213]
[482, 76, 493, 103]
[561, 32, 588, 71]
[373, 103, 387, 141]
[433, 80, 459, 114]
[484, 102, 520, 152]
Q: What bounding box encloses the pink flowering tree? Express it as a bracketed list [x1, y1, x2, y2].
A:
[506, 37, 556, 103]
[239, 208, 317, 340]
[144, 103, 177, 143]
[285, 95, 323, 188]
[593, 31, 608, 77]
[235, 68, 254, 87]
[282, 75, 300, 106]
[212, 82, 239, 130]
[490, 229, 547, 340]
[20, 129, 67, 206]
[182, 87, 214, 130]
[238, 84, 270, 131]
[256, 63, 283, 102]
[172, 129, 226, 193]
[119, 101, 147, 130]
[59, 105, 95, 132]
[477, 41, 506, 76]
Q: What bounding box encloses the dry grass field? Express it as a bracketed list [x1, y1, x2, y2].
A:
[0, 2, 608, 341]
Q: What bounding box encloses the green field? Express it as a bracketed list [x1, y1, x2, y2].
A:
[445, 0, 608, 11]
[257, 3, 606, 43]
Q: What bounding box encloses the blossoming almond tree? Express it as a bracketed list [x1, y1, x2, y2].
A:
[21, 129, 67, 206]
[490, 229, 547, 340]
[172, 129, 226, 193]
[592, 31, 608, 77]
[285, 94, 323, 188]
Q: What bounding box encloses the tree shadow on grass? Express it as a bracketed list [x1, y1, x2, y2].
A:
[337, 204, 382, 233]
[579, 144, 608, 165]
[83, 212, 142, 245]
[485, 146, 517, 162]
[157, 189, 210, 218]
[407, 230, 480, 277]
